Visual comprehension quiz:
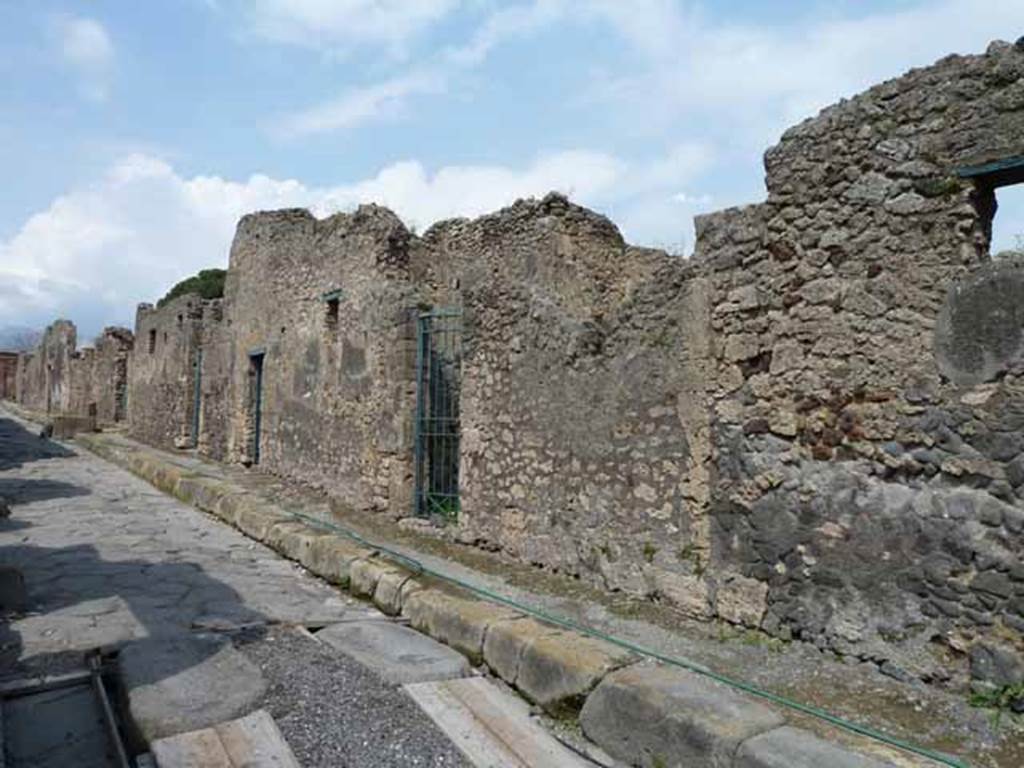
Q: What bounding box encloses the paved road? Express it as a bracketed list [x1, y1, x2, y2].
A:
[0, 411, 470, 767]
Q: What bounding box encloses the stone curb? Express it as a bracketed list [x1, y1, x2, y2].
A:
[64, 427, 929, 768]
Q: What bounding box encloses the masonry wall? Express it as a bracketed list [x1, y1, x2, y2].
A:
[0, 352, 17, 400]
[412, 196, 715, 605]
[16, 39, 1024, 683]
[695, 40, 1024, 678]
[221, 207, 418, 512]
[13, 320, 132, 424]
[15, 320, 77, 414]
[127, 295, 226, 451]
[67, 328, 134, 424]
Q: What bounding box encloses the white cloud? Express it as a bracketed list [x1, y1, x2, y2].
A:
[276, 70, 446, 137]
[583, 0, 1024, 145]
[0, 150, 664, 336]
[55, 15, 115, 102]
[223, 0, 459, 56]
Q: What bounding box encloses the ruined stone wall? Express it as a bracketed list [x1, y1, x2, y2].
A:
[11, 321, 132, 423]
[15, 320, 77, 414]
[695, 41, 1024, 677]
[0, 352, 17, 400]
[127, 295, 225, 451]
[222, 207, 417, 512]
[67, 328, 134, 424]
[412, 195, 715, 606]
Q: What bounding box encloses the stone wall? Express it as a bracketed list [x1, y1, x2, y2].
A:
[15, 320, 77, 414]
[127, 295, 226, 452]
[13, 320, 132, 425]
[412, 196, 715, 608]
[0, 352, 17, 400]
[695, 40, 1024, 678]
[67, 328, 134, 424]
[220, 207, 417, 511]
[16, 39, 1024, 683]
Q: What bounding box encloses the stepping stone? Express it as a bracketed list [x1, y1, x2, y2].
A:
[316, 620, 471, 684]
[150, 709, 300, 768]
[119, 635, 267, 742]
[404, 677, 594, 767]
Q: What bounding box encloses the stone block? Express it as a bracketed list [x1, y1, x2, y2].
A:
[517, 632, 637, 717]
[716, 574, 769, 628]
[482, 617, 561, 685]
[302, 535, 368, 587]
[403, 590, 520, 665]
[173, 477, 229, 515]
[119, 635, 267, 742]
[272, 522, 327, 564]
[373, 570, 421, 616]
[349, 557, 403, 600]
[316, 620, 471, 685]
[735, 726, 897, 768]
[580, 664, 784, 768]
[263, 521, 315, 559]
[234, 503, 288, 542]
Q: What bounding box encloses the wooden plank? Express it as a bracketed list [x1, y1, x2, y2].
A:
[151, 727, 233, 768]
[215, 709, 301, 768]
[404, 677, 591, 768]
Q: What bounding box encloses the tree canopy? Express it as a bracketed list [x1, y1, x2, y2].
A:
[158, 268, 227, 307]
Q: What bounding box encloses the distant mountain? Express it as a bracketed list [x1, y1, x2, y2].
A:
[0, 325, 42, 353]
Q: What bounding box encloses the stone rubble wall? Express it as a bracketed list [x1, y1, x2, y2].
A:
[10, 40, 1024, 684]
[127, 294, 227, 451]
[698, 40, 1024, 679]
[13, 320, 132, 425]
[15, 320, 77, 414]
[221, 207, 418, 513]
[411, 196, 715, 609]
[0, 352, 18, 399]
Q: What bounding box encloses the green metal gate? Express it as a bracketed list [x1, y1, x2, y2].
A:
[413, 308, 462, 520]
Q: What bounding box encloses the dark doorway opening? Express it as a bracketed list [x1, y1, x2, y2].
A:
[247, 351, 264, 465]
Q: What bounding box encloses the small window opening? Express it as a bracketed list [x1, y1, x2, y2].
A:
[177, 314, 183, 326]
[958, 156, 1024, 259]
[148, 329, 156, 354]
[325, 297, 340, 333]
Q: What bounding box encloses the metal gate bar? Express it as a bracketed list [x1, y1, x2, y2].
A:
[413, 309, 462, 520]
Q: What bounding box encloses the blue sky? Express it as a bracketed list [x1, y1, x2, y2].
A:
[1, 0, 1023, 341]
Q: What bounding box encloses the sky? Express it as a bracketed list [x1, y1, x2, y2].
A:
[1, 0, 1023, 342]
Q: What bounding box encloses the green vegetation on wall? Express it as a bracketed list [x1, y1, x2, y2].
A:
[158, 268, 227, 307]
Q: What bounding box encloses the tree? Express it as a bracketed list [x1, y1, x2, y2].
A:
[158, 268, 227, 307]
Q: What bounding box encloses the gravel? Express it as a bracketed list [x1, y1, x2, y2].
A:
[236, 625, 472, 768]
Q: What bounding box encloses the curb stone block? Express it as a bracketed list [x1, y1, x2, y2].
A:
[483, 617, 563, 685]
[580, 664, 785, 768]
[735, 726, 899, 768]
[275, 523, 328, 564]
[235, 504, 289, 541]
[174, 477, 228, 514]
[263, 521, 314, 557]
[518, 632, 638, 718]
[404, 591, 521, 665]
[374, 570, 421, 615]
[303, 536, 369, 586]
[350, 558, 406, 599]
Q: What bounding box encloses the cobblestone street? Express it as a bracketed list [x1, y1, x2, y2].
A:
[0, 411, 470, 766]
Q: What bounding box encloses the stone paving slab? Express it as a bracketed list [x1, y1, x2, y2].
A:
[119, 635, 268, 742]
[316, 620, 472, 684]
